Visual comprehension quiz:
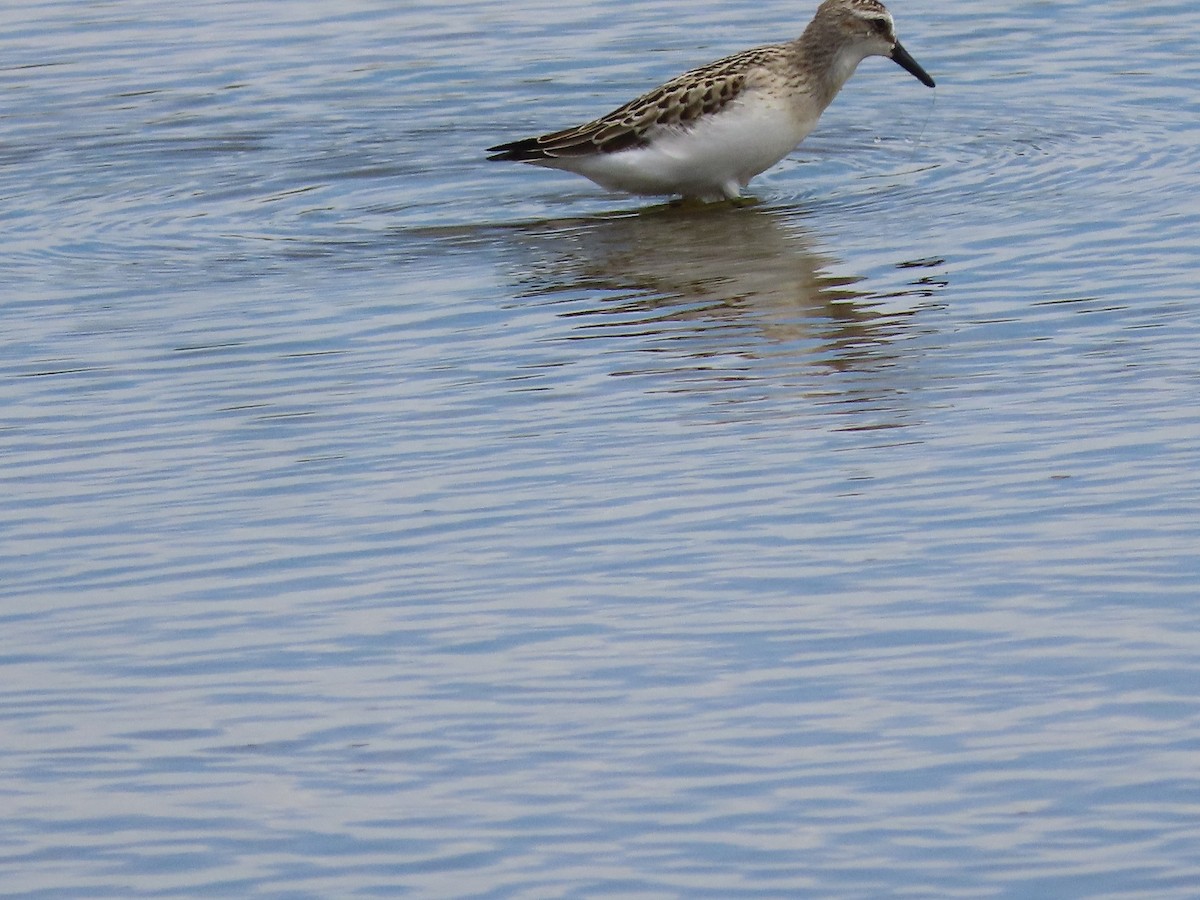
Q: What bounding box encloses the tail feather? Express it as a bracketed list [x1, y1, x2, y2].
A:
[486, 137, 547, 162]
[488, 128, 646, 161]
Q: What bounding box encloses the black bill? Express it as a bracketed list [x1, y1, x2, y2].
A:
[891, 41, 935, 88]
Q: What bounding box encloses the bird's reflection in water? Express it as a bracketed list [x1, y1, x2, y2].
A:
[487, 204, 945, 429]
[498, 204, 943, 423]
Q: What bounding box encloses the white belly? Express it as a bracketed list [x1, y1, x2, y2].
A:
[550, 95, 818, 200]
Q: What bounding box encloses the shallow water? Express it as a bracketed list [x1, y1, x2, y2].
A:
[3, 0, 1200, 897]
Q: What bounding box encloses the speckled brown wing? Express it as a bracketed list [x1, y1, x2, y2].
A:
[487, 46, 782, 161]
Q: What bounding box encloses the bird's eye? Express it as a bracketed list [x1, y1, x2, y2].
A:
[870, 18, 891, 38]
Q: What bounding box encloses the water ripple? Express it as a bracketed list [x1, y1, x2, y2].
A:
[3, 0, 1200, 897]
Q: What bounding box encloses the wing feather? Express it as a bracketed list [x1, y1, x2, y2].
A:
[487, 46, 782, 161]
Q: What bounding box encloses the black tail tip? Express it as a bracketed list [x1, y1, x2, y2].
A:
[487, 138, 542, 162]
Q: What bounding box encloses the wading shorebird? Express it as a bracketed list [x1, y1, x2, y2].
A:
[487, 0, 935, 201]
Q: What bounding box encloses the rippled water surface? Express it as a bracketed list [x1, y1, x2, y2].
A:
[3, 0, 1200, 896]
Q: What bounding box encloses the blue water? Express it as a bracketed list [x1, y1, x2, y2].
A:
[3, 0, 1200, 897]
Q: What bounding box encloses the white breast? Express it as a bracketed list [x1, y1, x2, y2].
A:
[548, 93, 819, 200]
